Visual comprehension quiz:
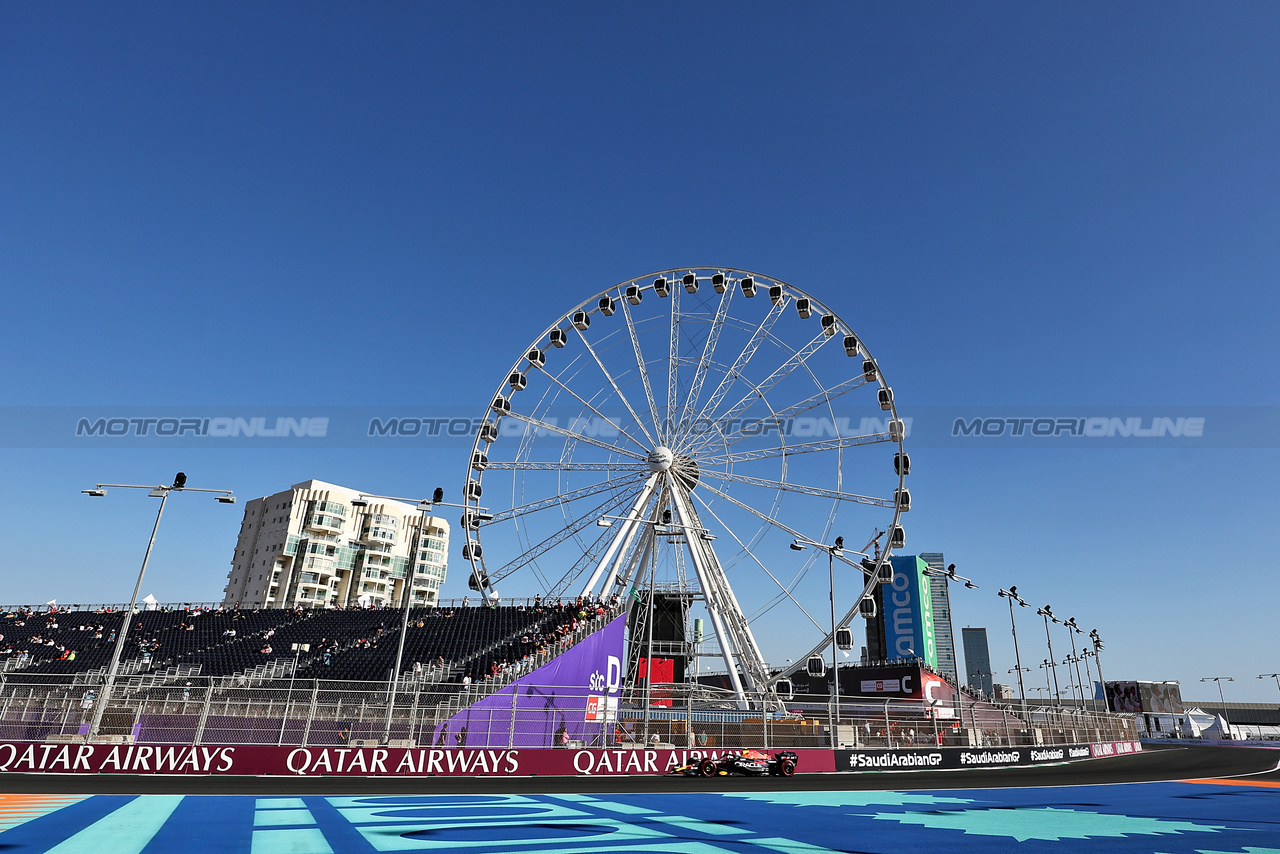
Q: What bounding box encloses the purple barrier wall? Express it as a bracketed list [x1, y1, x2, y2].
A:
[432, 614, 626, 749]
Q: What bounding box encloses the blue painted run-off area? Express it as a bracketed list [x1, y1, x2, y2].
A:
[1, 783, 1278, 853]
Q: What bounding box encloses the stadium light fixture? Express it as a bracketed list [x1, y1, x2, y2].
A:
[80, 472, 235, 742]
[1035, 606, 1062, 704]
[1201, 676, 1235, 733]
[351, 488, 480, 744]
[997, 586, 1030, 712]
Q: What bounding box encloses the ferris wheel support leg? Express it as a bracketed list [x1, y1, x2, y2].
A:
[666, 475, 771, 709]
[604, 501, 663, 600]
[579, 474, 660, 599]
[600, 486, 663, 597]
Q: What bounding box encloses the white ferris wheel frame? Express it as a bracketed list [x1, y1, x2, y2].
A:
[459, 268, 908, 708]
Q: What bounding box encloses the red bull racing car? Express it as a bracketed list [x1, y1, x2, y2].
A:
[669, 749, 799, 777]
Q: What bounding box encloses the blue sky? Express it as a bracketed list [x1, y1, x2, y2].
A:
[2, 3, 1277, 701]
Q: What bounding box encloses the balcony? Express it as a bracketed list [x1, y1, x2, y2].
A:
[360, 526, 397, 546]
[313, 500, 348, 517]
[305, 513, 344, 534]
[301, 556, 336, 574]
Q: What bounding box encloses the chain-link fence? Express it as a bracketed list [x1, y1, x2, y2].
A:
[0, 673, 1136, 749]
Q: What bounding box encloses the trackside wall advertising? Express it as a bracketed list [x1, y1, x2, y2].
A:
[837, 741, 1139, 772]
[0, 743, 835, 777]
[0, 742, 1136, 776]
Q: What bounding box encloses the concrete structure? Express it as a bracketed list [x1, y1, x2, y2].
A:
[962, 626, 992, 697]
[222, 479, 448, 609]
[920, 552, 959, 686]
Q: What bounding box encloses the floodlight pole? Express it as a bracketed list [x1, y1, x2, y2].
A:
[790, 535, 847, 748]
[1038, 608, 1061, 704]
[1201, 676, 1234, 736]
[358, 490, 473, 745]
[998, 588, 1029, 713]
[827, 545, 839, 748]
[82, 477, 235, 742]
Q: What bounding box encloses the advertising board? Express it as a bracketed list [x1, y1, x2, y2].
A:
[433, 614, 626, 748]
[885, 556, 938, 670]
[0, 742, 837, 777]
[836, 741, 1137, 771]
[1106, 681, 1141, 713]
[1137, 681, 1184, 715]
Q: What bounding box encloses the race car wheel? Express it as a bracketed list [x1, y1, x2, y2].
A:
[698, 759, 718, 778]
[778, 759, 796, 777]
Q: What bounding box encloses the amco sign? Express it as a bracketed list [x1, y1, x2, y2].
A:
[885, 555, 937, 670]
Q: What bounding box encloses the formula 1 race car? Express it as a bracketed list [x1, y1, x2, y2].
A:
[669, 750, 799, 778]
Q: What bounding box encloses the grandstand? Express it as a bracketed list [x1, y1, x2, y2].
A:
[0, 598, 614, 688]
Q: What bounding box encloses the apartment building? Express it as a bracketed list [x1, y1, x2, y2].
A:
[222, 479, 448, 608]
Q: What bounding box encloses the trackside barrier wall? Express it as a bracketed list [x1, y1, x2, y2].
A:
[0, 741, 1141, 777]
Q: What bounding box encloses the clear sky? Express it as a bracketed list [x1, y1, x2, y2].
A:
[2, 3, 1277, 701]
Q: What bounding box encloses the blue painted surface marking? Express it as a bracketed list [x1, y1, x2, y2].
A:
[0, 784, 1277, 853]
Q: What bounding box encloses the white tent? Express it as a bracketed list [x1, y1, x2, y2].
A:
[1179, 707, 1218, 737]
[142, 594, 160, 611]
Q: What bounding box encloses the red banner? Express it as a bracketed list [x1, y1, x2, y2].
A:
[0, 742, 837, 777]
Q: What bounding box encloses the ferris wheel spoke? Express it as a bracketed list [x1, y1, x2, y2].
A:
[532, 363, 650, 452]
[678, 280, 735, 443]
[699, 481, 859, 569]
[617, 291, 663, 444]
[483, 461, 647, 472]
[767, 374, 874, 423]
[501, 410, 647, 460]
[677, 296, 789, 448]
[705, 471, 894, 508]
[487, 491, 634, 583]
[547, 524, 621, 598]
[679, 329, 831, 457]
[488, 472, 648, 523]
[697, 432, 892, 467]
[666, 279, 681, 444]
[695, 373, 877, 454]
[575, 326, 658, 449]
[691, 492, 826, 634]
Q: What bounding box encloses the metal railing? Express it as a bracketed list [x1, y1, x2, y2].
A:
[0, 674, 1137, 750]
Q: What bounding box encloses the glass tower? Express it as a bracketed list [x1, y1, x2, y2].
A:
[962, 627, 993, 697]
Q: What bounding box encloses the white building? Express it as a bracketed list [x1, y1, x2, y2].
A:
[222, 479, 449, 609]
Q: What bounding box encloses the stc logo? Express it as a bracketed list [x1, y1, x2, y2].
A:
[589, 656, 622, 693]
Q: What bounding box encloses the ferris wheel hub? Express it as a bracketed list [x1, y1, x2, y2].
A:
[647, 446, 675, 472]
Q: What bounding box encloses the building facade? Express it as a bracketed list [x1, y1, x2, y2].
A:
[222, 480, 449, 609]
[962, 626, 993, 697]
[920, 552, 959, 686]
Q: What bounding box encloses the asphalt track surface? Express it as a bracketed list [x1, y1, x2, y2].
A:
[0, 743, 1275, 794]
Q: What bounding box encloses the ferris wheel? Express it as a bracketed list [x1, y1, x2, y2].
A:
[459, 268, 909, 707]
